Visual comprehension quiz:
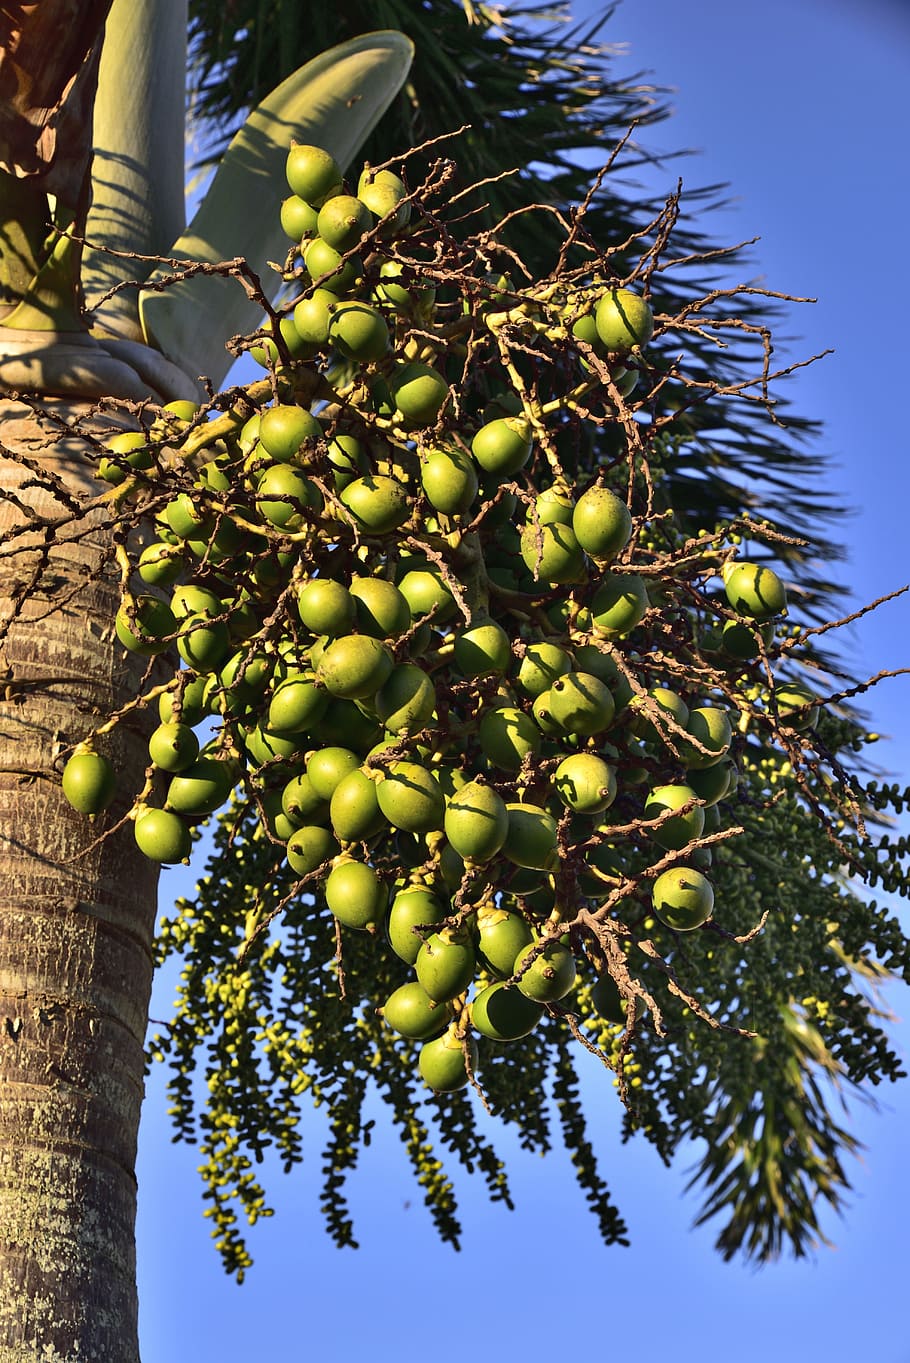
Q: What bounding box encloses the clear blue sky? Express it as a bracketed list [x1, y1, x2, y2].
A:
[137, 4, 910, 1360]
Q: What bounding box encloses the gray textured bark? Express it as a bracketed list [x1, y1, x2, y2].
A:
[0, 369, 162, 1361]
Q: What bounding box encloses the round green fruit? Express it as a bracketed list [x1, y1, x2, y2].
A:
[594, 288, 654, 352]
[553, 753, 617, 815]
[285, 144, 342, 205]
[61, 747, 116, 815]
[590, 973, 643, 1026]
[476, 904, 534, 978]
[281, 772, 329, 827]
[358, 167, 410, 231]
[376, 761, 446, 834]
[418, 1031, 478, 1093]
[165, 757, 234, 816]
[773, 681, 819, 731]
[444, 780, 509, 862]
[267, 675, 328, 734]
[471, 417, 532, 476]
[590, 573, 649, 636]
[296, 578, 355, 636]
[572, 485, 633, 560]
[470, 983, 543, 1041]
[324, 857, 388, 931]
[516, 642, 572, 698]
[520, 520, 585, 584]
[329, 300, 390, 362]
[479, 706, 540, 772]
[388, 887, 448, 965]
[514, 939, 576, 1001]
[382, 982, 451, 1040]
[548, 671, 615, 736]
[420, 445, 478, 515]
[134, 807, 191, 863]
[723, 561, 787, 621]
[396, 561, 455, 623]
[389, 362, 449, 427]
[316, 634, 394, 700]
[302, 236, 361, 293]
[279, 193, 318, 240]
[255, 462, 312, 528]
[652, 866, 714, 931]
[176, 614, 229, 674]
[286, 824, 338, 877]
[340, 474, 410, 535]
[148, 721, 200, 774]
[503, 803, 559, 871]
[292, 288, 337, 347]
[305, 746, 361, 801]
[315, 193, 372, 251]
[416, 927, 476, 1003]
[644, 783, 705, 850]
[375, 664, 436, 735]
[680, 706, 733, 769]
[115, 595, 176, 656]
[453, 621, 512, 678]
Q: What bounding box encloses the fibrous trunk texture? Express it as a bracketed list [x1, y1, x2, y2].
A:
[0, 388, 159, 1362]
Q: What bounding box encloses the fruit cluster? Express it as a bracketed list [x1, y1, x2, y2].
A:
[64, 143, 821, 1093]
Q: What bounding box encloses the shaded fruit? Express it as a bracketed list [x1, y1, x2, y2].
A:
[590, 973, 644, 1026]
[303, 236, 361, 293]
[340, 474, 410, 535]
[134, 807, 191, 863]
[389, 362, 449, 427]
[416, 927, 475, 1002]
[375, 664, 436, 734]
[115, 595, 176, 655]
[479, 706, 540, 772]
[773, 681, 819, 730]
[349, 575, 411, 638]
[281, 772, 329, 827]
[453, 621, 512, 677]
[382, 982, 451, 1040]
[470, 982, 544, 1041]
[444, 780, 509, 862]
[165, 757, 234, 816]
[476, 904, 534, 977]
[644, 783, 705, 850]
[514, 939, 576, 1001]
[519, 520, 585, 584]
[329, 768, 387, 842]
[61, 747, 116, 815]
[687, 758, 736, 807]
[590, 573, 649, 636]
[516, 642, 572, 698]
[418, 1031, 478, 1092]
[503, 803, 559, 871]
[176, 613, 230, 674]
[652, 866, 714, 931]
[324, 856, 388, 931]
[255, 462, 311, 528]
[630, 686, 690, 744]
[680, 706, 733, 769]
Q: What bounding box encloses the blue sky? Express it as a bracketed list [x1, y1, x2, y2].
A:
[136, 5, 910, 1360]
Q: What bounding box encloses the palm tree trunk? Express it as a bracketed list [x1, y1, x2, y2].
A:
[0, 340, 183, 1360]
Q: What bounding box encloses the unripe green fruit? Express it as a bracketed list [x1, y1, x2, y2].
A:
[325, 857, 388, 931]
[165, 757, 234, 816]
[723, 560, 787, 620]
[516, 642, 572, 698]
[531, 689, 562, 736]
[357, 166, 410, 231]
[285, 144, 342, 205]
[652, 866, 714, 931]
[375, 664, 436, 734]
[553, 753, 617, 815]
[259, 403, 322, 462]
[476, 904, 534, 978]
[250, 315, 315, 366]
[306, 746, 361, 801]
[286, 824, 338, 877]
[218, 649, 272, 710]
[396, 562, 455, 623]
[470, 983, 543, 1041]
[520, 520, 585, 584]
[594, 288, 654, 351]
[629, 687, 690, 744]
[297, 578, 356, 636]
[176, 613, 229, 674]
[418, 1031, 478, 1092]
[376, 259, 434, 312]
[382, 982, 451, 1040]
[349, 576, 411, 638]
[316, 634, 394, 700]
[255, 463, 311, 528]
[137, 541, 183, 586]
[530, 486, 575, 526]
[773, 681, 819, 730]
[134, 807, 191, 863]
[388, 887, 448, 965]
[680, 706, 733, 769]
[148, 721, 200, 773]
[590, 573, 649, 636]
[416, 927, 476, 1002]
[548, 671, 615, 736]
[687, 758, 736, 807]
[115, 595, 176, 656]
[340, 474, 410, 535]
[244, 723, 300, 767]
[572, 644, 633, 709]
[98, 430, 154, 485]
[319, 699, 382, 753]
[329, 768, 386, 842]
[281, 772, 329, 827]
[170, 584, 221, 619]
[572, 485, 633, 560]
[292, 288, 337, 346]
[279, 193, 318, 240]
[376, 761, 446, 834]
[303, 236, 361, 293]
[329, 300, 390, 362]
[721, 617, 774, 660]
[267, 675, 329, 734]
[316, 193, 372, 251]
[590, 973, 643, 1026]
[479, 706, 540, 772]
[389, 362, 449, 427]
[420, 445, 478, 514]
[453, 621, 512, 677]
[503, 803, 559, 871]
[514, 939, 576, 1001]
[644, 783, 705, 850]
[158, 674, 208, 727]
[61, 747, 116, 814]
[471, 417, 533, 476]
[163, 492, 213, 542]
[444, 780, 509, 862]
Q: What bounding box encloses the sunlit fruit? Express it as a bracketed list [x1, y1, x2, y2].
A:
[453, 621, 512, 677]
[382, 982, 451, 1040]
[388, 887, 448, 965]
[548, 671, 615, 736]
[420, 445, 479, 514]
[652, 866, 715, 931]
[316, 193, 372, 251]
[389, 362, 449, 427]
[503, 803, 559, 871]
[286, 824, 338, 877]
[418, 1030, 478, 1092]
[680, 706, 733, 769]
[376, 761, 445, 833]
[516, 642, 572, 698]
[329, 301, 390, 361]
[316, 635, 394, 700]
[773, 681, 819, 730]
[255, 463, 312, 528]
[375, 664, 436, 734]
[115, 595, 176, 655]
[165, 757, 234, 816]
[572, 484, 633, 560]
[416, 926, 475, 1002]
[594, 288, 654, 351]
[148, 721, 200, 773]
[61, 747, 116, 814]
[349, 575, 411, 638]
[444, 780, 509, 862]
[476, 904, 534, 977]
[358, 166, 410, 231]
[134, 807, 191, 863]
[514, 938, 576, 1001]
[644, 783, 705, 850]
[258, 403, 322, 462]
[590, 572, 649, 636]
[305, 746, 361, 801]
[279, 194, 318, 240]
[471, 416, 533, 476]
[324, 857, 387, 931]
[723, 560, 787, 620]
[285, 143, 343, 205]
[553, 753, 617, 815]
[519, 519, 585, 585]
[303, 236, 361, 293]
[340, 474, 410, 535]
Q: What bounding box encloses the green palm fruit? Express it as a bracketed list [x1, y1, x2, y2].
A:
[419, 445, 479, 514]
[418, 1030, 478, 1092]
[396, 561, 456, 623]
[416, 926, 476, 1002]
[520, 520, 585, 584]
[387, 887, 448, 965]
[296, 578, 356, 636]
[722, 560, 788, 620]
[286, 825, 339, 877]
[444, 780, 509, 863]
[316, 193, 372, 251]
[553, 753, 617, 815]
[324, 857, 388, 931]
[389, 362, 449, 427]
[267, 675, 329, 735]
[514, 938, 576, 1001]
[255, 463, 312, 528]
[471, 416, 533, 476]
[348, 576, 411, 639]
[470, 982, 544, 1041]
[516, 642, 573, 698]
[148, 721, 201, 773]
[340, 474, 410, 534]
[329, 300, 390, 361]
[382, 982, 451, 1040]
[176, 613, 230, 674]
[61, 746, 116, 815]
[652, 866, 714, 931]
[279, 194, 318, 241]
[375, 664, 436, 734]
[281, 773, 330, 828]
[258, 403, 322, 462]
[115, 595, 177, 656]
[590, 572, 649, 636]
[594, 288, 654, 351]
[165, 757, 234, 817]
[303, 236, 361, 293]
[292, 288, 337, 347]
[644, 783, 705, 850]
[680, 706, 733, 769]
[357, 166, 411, 232]
[548, 671, 615, 736]
[453, 621, 512, 677]
[773, 681, 819, 730]
[305, 746, 361, 801]
[316, 635, 394, 700]
[134, 807, 191, 864]
[476, 904, 534, 978]
[285, 144, 343, 205]
[329, 768, 387, 842]
[572, 484, 633, 560]
[502, 803, 559, 871]
[479, 706, 540, 772]
[376, 761, 446, 834]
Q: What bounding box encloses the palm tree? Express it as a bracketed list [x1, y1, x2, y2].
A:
[0, 3, 410, 1354]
